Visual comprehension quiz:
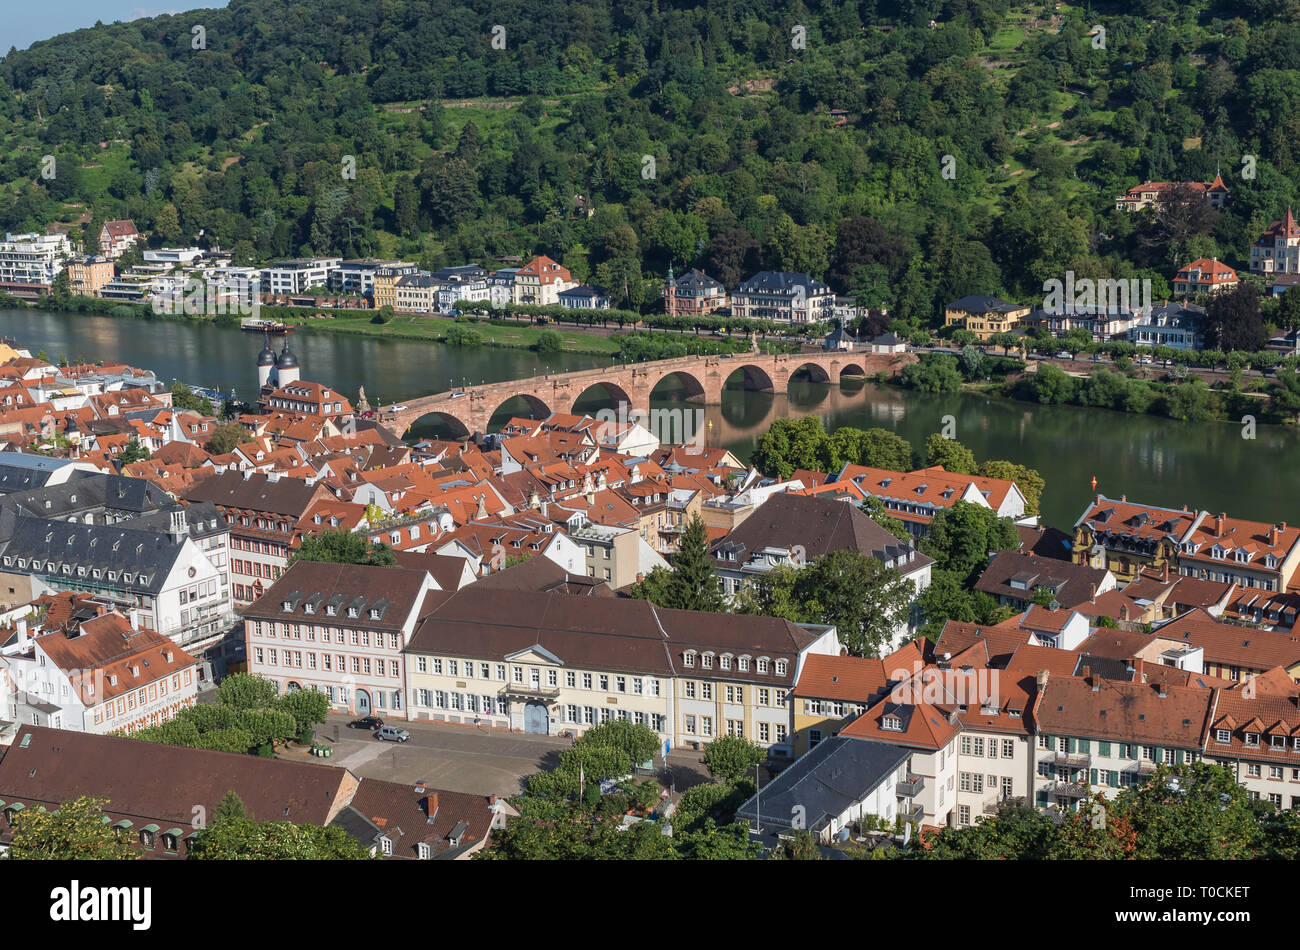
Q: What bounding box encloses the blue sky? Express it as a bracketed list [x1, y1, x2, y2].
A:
[4, 1, 229, 52]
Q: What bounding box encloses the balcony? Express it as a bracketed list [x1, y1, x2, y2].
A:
[1047, 781, 1089, 799]
[1047, 751, 1091, 769]
[500, 682, 561, 700]
[1128, 760, 1159, 776]
[900, 804, 924, 824]
[896, 776, 925, 797]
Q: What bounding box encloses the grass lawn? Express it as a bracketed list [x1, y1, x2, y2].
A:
[282, 310, 623, 356]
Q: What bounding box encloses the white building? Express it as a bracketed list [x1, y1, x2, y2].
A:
[0, 232, 72, 286]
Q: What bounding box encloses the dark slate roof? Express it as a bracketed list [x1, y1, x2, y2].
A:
[336, 779, 496, 859]
[558, 284, 607, 299]
[871, 332, 904, 345]
[734, 736, 910, 834]
[712, 492, 929, 572]
[974, 550, 1110, 609]
[0, 515, 188, 595]
[1072, 653, 1137, 681]
[946, 295, 1022, 314]
[0, 453, 86, 495]
[1, 473, 164, 521]
[239, 560, 432, 632]
[184, 470, 325, 517]
[736, 271, 831, 294]
[471, 554, 615, 596]
[667, 268, 725, 293]
[126, 501, 228, 541]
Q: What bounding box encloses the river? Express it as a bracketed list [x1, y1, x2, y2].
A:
[0, 307, 1292, 531]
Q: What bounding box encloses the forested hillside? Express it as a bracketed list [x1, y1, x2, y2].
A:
[2, 0, 1299, 323]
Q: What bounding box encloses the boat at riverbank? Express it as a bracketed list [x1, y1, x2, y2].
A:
[241, 318, 293, 334]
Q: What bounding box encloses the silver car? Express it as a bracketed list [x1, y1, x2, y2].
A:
[375, 726, 411, 742]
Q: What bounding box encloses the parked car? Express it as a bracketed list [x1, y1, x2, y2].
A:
[375, 725, 411, 742]
[349, 716, 384, 730]
[391, 404, 408, 412]
[1055, 350, 1073, 360]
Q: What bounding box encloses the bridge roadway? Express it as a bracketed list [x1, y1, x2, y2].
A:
[376, 348, 915, 438]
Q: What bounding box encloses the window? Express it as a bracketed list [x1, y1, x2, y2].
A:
[684, 681, 695, 699]
[959, 804, 970, 826]
[700, 716, 713, 737]
[1002, 739, 1015, 758]
[683, 652, 695, 668]
[809, 729, 823, 748]
[775, 660, 787, 676]
[1271, 766, 1285, 781]
[702, 654, 713, 669]
[448, 660, 458, 676]
[496, 664, 506, 681]
[615, 676, 626, 693]
[701, 683, 712, 701]
[513, 666, 523, 683]
[599, 675, 609, 692]
[582, 673, 592, 690]
[684, 714, 696, 734]
[547, 669, 558, 688]
[757, 658, 769, 674]
[632, 677, 643, 695]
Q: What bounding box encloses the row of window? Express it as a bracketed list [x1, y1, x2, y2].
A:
[959, 773, 1016, 797]
[253, 622, 400, 650]
[1215, 728, 1300, 751]
[232, 559, 281, 580]
[681, 651, 785, 676]
[415, 657, 670, 698]
[961, 736, 1018, 759]
[89, 671, 192, 724]
[253, 649, 402, 678]
[231, 536, 287, 554]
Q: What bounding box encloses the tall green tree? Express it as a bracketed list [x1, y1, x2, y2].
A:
[631, 514, 725, 612]
[7, 796, 138, 860]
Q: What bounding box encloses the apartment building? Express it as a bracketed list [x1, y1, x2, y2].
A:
[66, 255, 115, 296]
[663, 267, 728, 316]
[0, 232, 72, 286]
[184, 471, 334, 607]
[1032, 671, 1210, 811]
[404, 586, 839, 755]
[241, 560, 440, 719]
[393, 273, 440, 313]
[1115, 175, 1229, 212]
[97, 220, 140, 260]
[836, 464, 1030, 538]
[329, 259, 408, 297]
[371, 264, 421, 310]
[1173, 258, 1238, 296]
[943, 295, 1031, 340]
[1, 601, 198, 735]
[261, 258, 341, 296]
[513, 255, 576, 306]
[1249, 207, 1300, 279]
[731, 271, 833, 324]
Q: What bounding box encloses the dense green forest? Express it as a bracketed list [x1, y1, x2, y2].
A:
[2, 0, 1300, 323]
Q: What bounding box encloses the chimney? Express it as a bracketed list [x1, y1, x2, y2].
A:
[1161, 560, 1169, 582]
[1120, 603, 1130, 621]
[1157, 683, 1167, 698]
[1081, 665, 1091, 680]
[15, 617, 29, 650]
[1036, 670, 1049, 690]
[1215, 513, 1225, 536]
[1272, 523, 1282, 546]
[1120, 494, 1126, 502]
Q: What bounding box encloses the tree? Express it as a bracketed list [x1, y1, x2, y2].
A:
[1204, 282, 1266, 353]
[977, 460, 1045, 516]
[751, 416, 828, 480]
[206, 423, 254, 455]
[702, 734, 766, 783]
[171, 382, 215, 416]
[371, 304, 395, 324]
[534, 329, 563, 355]
[188, 791, 373, 860]
[292, 529, 397, 566]
[216, 672, 279, 710]
[118, 436, 150, 465]
[924, 434, 976, 475]
[923, 501, 1020, 585]
[631, 514, 725, 612]
[773, 828, 823, 860]
[738, 549, 916, 657]
[7, 795, 138, 859]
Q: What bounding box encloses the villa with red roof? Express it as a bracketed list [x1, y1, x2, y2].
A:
[1115, 174, 1228, 212]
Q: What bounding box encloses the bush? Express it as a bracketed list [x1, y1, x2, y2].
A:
[256, 743, 275, 758]
[296, 724, 315, 745]
[534, 329, 563, 355]
[444, 323, 482, 346]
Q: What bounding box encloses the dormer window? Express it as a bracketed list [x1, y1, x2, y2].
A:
[1245, 732, 1259, 747]
[379, 836, 392, 856]
[719, 655, 731, 671]
[347, 607, 358, 618]
[882, 715, 902, 731]
[775, 660, 787, 676]
[701, 653, 713, 669]
[326, 605, 337, 616]
[282, 600, 293, 612]
[417, 842, 431, 860]
[1215, 729, 1230, 743]
[757, 658, 769, 674]
[738, 656, 750, 672]
[683, 652, 695, 668]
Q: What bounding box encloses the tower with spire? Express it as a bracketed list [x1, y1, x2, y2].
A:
[256, 332, 301, 390]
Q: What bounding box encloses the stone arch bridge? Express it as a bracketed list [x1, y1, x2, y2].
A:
[376, 349, 915, 439]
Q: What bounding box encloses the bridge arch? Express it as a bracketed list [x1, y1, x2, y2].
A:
[839, 362, 868, 381]
[403, 410, 471, 441]
[488, 392, 552, 430]
[788, 361, 833, 384]
[722, 363, 776, 392]
[649, 369, 707, 401]
[571, 380, 636, 415]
